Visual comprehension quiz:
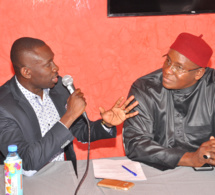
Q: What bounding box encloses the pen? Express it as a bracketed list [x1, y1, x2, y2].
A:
[122, 165, 137, 176]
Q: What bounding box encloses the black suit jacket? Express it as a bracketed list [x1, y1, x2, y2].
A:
[0, 76, 116, 173]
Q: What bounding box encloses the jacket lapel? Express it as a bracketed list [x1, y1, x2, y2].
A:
[9, 77, 42, 139]
[49, 88, 66, 118]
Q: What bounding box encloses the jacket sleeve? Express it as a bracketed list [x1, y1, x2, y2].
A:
[70, 115, 117, 142]
[0, 113, 74, 171]
[53, 76, 117, 143]
[123, 82, 186, 170]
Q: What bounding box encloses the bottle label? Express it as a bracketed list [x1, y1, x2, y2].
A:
[4, 159, 23, 195]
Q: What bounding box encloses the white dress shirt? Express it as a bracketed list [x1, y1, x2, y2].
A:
[15, 77, 64, 162]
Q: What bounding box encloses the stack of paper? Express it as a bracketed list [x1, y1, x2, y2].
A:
[92, 159, 147, 181]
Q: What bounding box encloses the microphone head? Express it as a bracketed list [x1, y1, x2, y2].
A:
[62, 75, 73, 87]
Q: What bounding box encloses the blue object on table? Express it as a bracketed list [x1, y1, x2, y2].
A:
[122, 165, 137, 176]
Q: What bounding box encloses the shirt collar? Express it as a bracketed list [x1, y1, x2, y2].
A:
[171, 81, 199, 95]
[15, 76, 50, 100]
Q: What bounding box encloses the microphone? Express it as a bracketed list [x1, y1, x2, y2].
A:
[62, 75, 75, 94]
[62, 75, 88, 120]
[63, 75, 91, 194]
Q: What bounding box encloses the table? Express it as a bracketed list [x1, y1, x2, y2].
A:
[0, 156, 214, 195]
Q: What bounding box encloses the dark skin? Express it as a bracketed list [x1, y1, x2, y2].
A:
[162, 49, 215, 167]
[162, 49, 205, 89]
[16, 44, 139, 129]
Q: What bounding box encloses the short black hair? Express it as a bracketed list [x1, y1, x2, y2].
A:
[10, 37, 46, 74]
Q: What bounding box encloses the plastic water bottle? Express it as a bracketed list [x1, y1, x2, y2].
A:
[4, 145, 23, 195]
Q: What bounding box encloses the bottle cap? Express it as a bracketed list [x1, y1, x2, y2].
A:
[8, 145, 17, 152]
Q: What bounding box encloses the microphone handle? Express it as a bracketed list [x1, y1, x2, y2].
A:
[66, 84, 88, 120]
[67, 85, 74, 94]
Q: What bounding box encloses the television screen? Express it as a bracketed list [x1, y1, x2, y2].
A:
[108, 0, 215, 17]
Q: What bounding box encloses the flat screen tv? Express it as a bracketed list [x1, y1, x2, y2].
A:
[108, 0, 215, 17]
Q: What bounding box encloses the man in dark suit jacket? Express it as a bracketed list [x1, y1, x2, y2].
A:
[0, 37, 138, 174]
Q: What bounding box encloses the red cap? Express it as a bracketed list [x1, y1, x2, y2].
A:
[170, 32, 213, 68]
